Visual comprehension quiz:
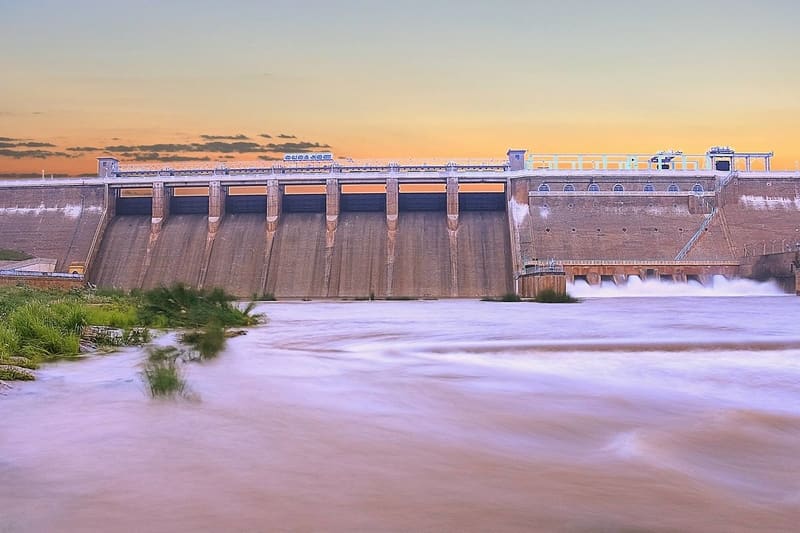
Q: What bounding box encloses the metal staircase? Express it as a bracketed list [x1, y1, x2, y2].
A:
[675, 208, 717, 260]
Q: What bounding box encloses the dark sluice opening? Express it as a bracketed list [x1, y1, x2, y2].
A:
[170, 196, 209, 214]
[645, 268, 657, 279]
[715, 160, 731, 171]
[601, 275, 615, 284]
[459, 193, 506, 211]
[226, 195, 267, 214]
[399, 193, 446, 211]
[115, 197, 152, 215]
[282, 194, 326, 213]
[341, 194, 385, 212]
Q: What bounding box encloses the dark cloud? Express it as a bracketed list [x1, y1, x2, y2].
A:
[105, 141, 272, 154]
[0, 140, 56, 149]
[0, 148, 71, 159]
[277, 134, 297, 139]
[0, 136, 20, 142]
[259, 133, 272, 139]
[265, 142, 331, 152]
[200, 134, 250, 140]
[66, 146, 101, 152]
[198, 141, 268, 153]
[17, 141, 56, 148]
[122, 152, 212, 163]
[258, 155, 282, 161]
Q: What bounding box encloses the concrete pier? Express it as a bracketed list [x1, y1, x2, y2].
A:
[326, 178, 340, 232]
[266, 179, 281, 233]
[386, 178, 399, 232]
[151, 182, 169, 234]
[208, 181, 225, 233]
[446, 177, 459, 231]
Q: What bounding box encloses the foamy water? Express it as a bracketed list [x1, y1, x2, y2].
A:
[2, 295, 799, 532]
[569, 274, 788, 298]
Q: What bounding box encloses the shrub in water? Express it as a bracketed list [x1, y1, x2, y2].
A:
[141, 346, 187, 398]
[533, 289, 579, 303]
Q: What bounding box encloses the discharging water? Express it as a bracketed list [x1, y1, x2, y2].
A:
[2, 289, 800, 532]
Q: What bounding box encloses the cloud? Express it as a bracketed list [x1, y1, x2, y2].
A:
[0, 140, 56, 149]
[200, 134, 250, 140]
[258, 155, 282, 161]
[259, 133, 272, 139]
[17, 141, 56, 148]
[105, 141, 273, 154]
[265, 142, 331, 152]
[0, 136, 20, 142]
[122, 152, 212, 163]
[277, 134, 297, 139]
[0, 148, 71, 159]
[66, 146, 101, 152]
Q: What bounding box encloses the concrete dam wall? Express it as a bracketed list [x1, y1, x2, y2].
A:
[89, 186, 512, 298]
[5, 170, 798, 296]
[0, 186, 105, 271]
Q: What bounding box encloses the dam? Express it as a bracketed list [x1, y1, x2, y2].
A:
[1, 147, 799, 297]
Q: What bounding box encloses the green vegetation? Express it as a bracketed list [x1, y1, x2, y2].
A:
[532, 289, 579, 303]
[0, 249, 33, 261]
[0, 284, 262, 384]
[138, 284, 260, 329]
[141, 346, 187, 398]
[481, 291, 579, 303]
[181, 321, 226, 360]
[481, 293, 522, 302]
[252, 292, 276, 302]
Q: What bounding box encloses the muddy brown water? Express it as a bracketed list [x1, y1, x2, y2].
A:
[2, 292, 799, 532]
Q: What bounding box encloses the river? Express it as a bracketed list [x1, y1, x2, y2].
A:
[1, 282, 799, 532]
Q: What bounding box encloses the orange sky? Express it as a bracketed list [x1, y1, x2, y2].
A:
[2, 1, 799, 175]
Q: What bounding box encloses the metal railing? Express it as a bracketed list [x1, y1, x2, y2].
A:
[675, 208, 717, 260]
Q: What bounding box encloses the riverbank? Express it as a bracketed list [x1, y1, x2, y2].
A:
[0, 285, 260, 384]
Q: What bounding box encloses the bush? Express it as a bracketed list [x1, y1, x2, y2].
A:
[138, 284, 261, 329]
[532, 289, 579, 303]
[141, 346, 188, 398]
[181, 321, 226, 360]
[481, 293, 522, 302]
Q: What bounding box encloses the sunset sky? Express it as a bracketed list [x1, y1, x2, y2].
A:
[1, 0, 799, 175]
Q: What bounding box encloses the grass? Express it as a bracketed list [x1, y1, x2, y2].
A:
[481, 293, 522, 302]
[138, 284, 261, 329]
[0, 249, 33, 261]
[532, 289, 579, 303]
[181, 321, 226, 360]
[0, 284, 262, 382]
[141, 346, 187, 398]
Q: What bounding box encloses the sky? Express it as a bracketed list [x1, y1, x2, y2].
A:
[1, 0, 799, 175]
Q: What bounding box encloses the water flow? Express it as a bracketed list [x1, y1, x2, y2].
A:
[2, 298, 799, 532]
[569, 274, 788, 298]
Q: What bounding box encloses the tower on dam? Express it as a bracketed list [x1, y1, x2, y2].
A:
[1, 146, 798, 296]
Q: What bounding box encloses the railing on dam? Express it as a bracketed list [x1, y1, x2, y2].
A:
[526, 259, 740, 267]
[114, 158, 511, 178]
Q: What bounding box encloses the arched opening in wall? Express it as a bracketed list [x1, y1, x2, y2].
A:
[687, 274, 701, 284]
[691, 183, 704, 195]
[574, 275, 588, 284]
[587, 183, 600, 193]
[668, 183, 680, 192]
[613, 183, 624, 193]
[644, 182, 655, 192]
[601, 275, 614, 284]
[563, 183, 575, 192]
[538, 183, 550, 192]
